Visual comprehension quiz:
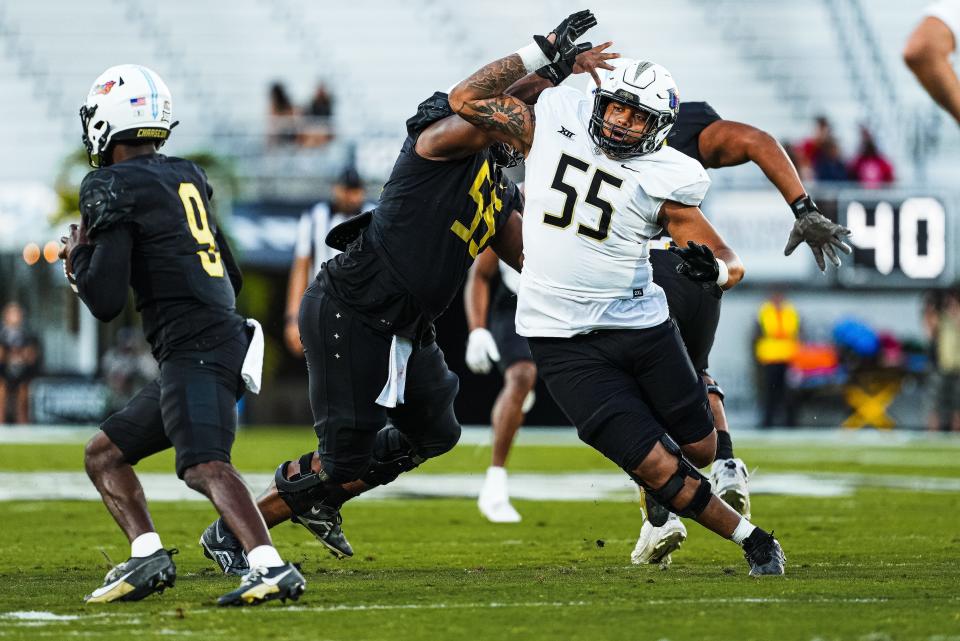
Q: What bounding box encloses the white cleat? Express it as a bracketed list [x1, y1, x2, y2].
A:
[478, 466, 521, 523]
[631, 514, 687, 566]
[710, 458, 751, 520]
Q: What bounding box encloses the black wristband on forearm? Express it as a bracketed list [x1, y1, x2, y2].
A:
[790, 194, 818, 219]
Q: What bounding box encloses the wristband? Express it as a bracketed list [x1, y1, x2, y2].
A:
[790, 194, 817, 219]
[715, 258, 729, 287]
[515, 42, 551, 74]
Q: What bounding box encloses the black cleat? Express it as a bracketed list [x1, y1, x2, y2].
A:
[294, 504, 353, 559]
[200, 519, 249, 576]
[217, 562, 306, 607]
[84, 548, 177, 603]
[743, 531, 786, 576]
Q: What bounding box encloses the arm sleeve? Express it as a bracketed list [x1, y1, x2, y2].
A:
[925, 0, 960, 38]
[684, 101, 722, 128]
[70, 224, 134, 322]
[634, 150, 712, 210]
[215, 226, 243, 296]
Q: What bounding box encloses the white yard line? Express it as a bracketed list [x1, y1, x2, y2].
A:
[0, 596, 900, 627]
[4, 425, 960, 448]
[1, 470, 959, 502]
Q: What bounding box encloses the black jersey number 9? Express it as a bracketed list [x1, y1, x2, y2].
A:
[543, 153, 623, 241]
[178, 183, 224, 278]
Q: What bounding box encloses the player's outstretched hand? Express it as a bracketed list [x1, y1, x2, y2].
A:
[542, 9, 597, 60]
[535, 9, 598, 85]
[783, 202, 852, 271]
[574, 41, 619, 87]
[465, 328, 501, 375]
[669, 241, 721, 283]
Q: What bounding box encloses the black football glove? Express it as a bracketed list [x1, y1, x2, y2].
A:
[669, 241, 720, 283]
[534, 9, 597, 85]
[783, 195, 852, 271]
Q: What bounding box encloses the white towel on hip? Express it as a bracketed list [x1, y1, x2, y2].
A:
[376, 335, 413, 408]
[241, 318, 265, 394]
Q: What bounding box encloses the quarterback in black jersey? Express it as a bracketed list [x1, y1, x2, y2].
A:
[198, 39, 616, 572]
[61, 65, 303, 606]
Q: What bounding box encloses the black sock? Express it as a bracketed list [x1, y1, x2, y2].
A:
[743, 527, 771, 549]
[715, 431, 734, 461]
[321, 482, 356, 510]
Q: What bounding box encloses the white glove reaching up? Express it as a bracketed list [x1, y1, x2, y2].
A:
[465, 328, 501, 374]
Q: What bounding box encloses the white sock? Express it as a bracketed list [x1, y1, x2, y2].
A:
[486, 466, 509, 490]
[730, 518, 757, 545]
[247, 545, 284, 569]
[486, 466, 508, 482]
[480, 466, 509, 503]
[130, 532, 163, 558]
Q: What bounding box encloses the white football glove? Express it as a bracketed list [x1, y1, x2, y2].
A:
[465, 328, 501, 374]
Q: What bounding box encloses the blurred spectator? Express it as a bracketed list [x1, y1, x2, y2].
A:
[922, 289, 943, 430]
[754, 291, 800, 428]
[813, 138, 848, 183]
[848, 127, 895, 188]
[307, 82, 334, 118]
[929, 287, 960, 431]
[797, 115, 834, 179]
[268, 81, 300, 146]
[300, 82, 335, 147]
[284, 168, 376, 356]
[101, 327, 159, 412]
[0, 302, 41, 424]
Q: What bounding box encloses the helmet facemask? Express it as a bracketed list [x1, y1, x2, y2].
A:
[589, 90, 676, 160]
[490, 141, 523, 169]
[80, 104, 112, 168]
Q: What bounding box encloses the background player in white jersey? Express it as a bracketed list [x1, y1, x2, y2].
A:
[905, 0, 960, 126]
[464, 245, 537, 522]
[449, 13, 785, 575]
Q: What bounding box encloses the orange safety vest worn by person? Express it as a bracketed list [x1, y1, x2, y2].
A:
[756, 299, 800, 364]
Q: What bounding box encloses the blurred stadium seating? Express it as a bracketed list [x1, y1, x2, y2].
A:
[0, 0, 955, 428]
[0, 0, 947, 187]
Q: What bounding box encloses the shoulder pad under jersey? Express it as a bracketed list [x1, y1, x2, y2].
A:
[78, 168, 135, 237]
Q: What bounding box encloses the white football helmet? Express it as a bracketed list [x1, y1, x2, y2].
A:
[80, 64, 175, 167]
[586, 58, 680, 159]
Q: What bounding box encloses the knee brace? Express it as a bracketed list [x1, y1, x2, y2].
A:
[644, 435, 713, 519]
[359, 427, 425, 488]
[274, 451, 330, 515]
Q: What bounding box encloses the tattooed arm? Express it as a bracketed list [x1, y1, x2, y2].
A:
[448, 54, 537, 155]
[448, 10, 599, 154]
[506, 42, 619, 105]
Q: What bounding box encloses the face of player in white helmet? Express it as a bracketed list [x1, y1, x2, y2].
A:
[600, 101, 655, 146]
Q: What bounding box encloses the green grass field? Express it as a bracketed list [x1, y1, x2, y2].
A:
[1, 427, 959, 641]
